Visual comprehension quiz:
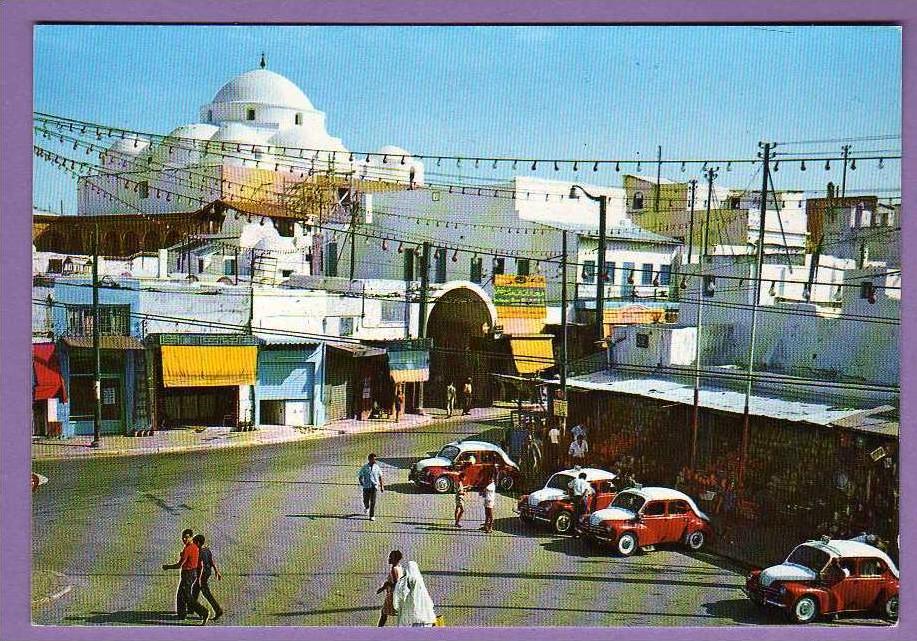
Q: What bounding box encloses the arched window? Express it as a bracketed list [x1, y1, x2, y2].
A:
[295, 113, 303, 126]
[246, 108, 256, 121]
[633, 191, 644, 210]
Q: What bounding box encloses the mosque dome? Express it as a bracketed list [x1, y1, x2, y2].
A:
[210, 122, 273, 146]
[211, 68, 315, 111]
[269, 127, 348, 154]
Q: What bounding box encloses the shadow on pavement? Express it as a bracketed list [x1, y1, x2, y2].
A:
[286, 513, 364, 521]
[63, 610, 186, 625]
[491, 516, 557, 539]
[701, 598, 786, 625]
[375, 456, 417, 470]
[272, 605, 378, 618]
[539, 536, 612, 559]
[384, 482, 427, 495]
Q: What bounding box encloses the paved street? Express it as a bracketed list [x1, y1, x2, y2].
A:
[31, 413, 888, 627]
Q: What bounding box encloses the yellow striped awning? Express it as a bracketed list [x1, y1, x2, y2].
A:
[161, 345, 257, 388]
[509, 335, 555, 375]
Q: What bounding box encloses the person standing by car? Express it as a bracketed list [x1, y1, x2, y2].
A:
[376, 550, 404, 626]
[192, 534, 223, 621]
[445, 382, 456, 418]
[568, 433, 589, 467]
[162, 528, 210, 624]
[461, 378, 473, 415]
[480, 466, 497, 533]
[568, 472, 595, 538]
[546, 424, 561, 471]
[358, 453, 385, 521]
[454, 471, 467, 528]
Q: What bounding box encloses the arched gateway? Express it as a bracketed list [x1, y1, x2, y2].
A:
[424, 283, 497, 408]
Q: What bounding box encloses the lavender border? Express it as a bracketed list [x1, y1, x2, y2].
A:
[1, 1, 912, 640]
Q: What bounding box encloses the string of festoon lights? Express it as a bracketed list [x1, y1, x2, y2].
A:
[35, 141, 902, 321]
[35, 112, 901, 181]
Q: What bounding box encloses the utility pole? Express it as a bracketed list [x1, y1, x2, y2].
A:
[739, 142, 774, 487]
[686, 179, 698, 265]
[654, 145, 663, 217]
[348, 183, 358, 281]
[840, 145, 851, 198]
[703, 168, 717, 260]
[91, 220, 102, 448]
[560, 230, 568, 393]
[595, 196, 608, 342]
[416, 242, 430, 413]
[690, 167, 717, 468]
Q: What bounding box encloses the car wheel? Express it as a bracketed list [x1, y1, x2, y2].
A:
[552, 510, 574, 535]
[433, 475, 453, 494]
[616, 532, 638, 557]
[685, 530, 706, 551]
[788, 595, 818, 624]
[499, 475, 514, 491]
[882, 594, 898, 622]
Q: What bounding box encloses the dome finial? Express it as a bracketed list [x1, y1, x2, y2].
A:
[260, 52, 266, 69]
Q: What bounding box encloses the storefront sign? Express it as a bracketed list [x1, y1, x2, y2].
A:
[493, 274, 547, 315]
[870, 446, 887, 462]
[553, 399, 568, 417]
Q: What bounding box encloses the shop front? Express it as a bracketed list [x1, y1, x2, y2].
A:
[324, 342, 386, 421]
[32, 343, 67, 437]
[150, 333, 258, 429]
[255, 336, 324, 427]
[384, 339, 431, 414]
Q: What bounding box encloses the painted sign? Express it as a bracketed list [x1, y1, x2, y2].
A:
[553, 399, 568, 417]
[494, 274, 547, 334]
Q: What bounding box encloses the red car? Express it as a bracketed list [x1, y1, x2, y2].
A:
[580, 486, 713, 556]
[408, 440, 521, 493]
[744, 538, 899, 624]
[517, 467, 617, 534]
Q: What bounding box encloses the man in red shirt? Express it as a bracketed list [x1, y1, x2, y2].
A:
[162, 528, 210, 624]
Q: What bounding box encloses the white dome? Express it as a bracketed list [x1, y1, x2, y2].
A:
[167, 123, 219, 142]
[269, 127, 348, 153]
[211, 69, 315, 111]
[377, 145, 412, 159]
[210, 123, 273, 146]
[106, 136, 150, 156]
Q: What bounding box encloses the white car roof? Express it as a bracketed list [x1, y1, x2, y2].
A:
[618, 486, 709, 520]
[449, 440, 518, 466]
[554, 468, 617, 482]
[800, 540, 900, 578]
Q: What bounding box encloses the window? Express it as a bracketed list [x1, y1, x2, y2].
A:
[403, 250, 415, 281]
[633, 191, 644, 210]
[470, 256, 483, 284]
[207, 110, 213, 122]
[382, 300, 405, 323]
[730, 196, 741, 210]
[516, 258, 530, 276]
[605, 261, 616, 284]
[435, 248, 447, 283]
[339, 317, 354, 337]
[860, 281, 874, 300]
[659, 265, 671, 286]
[66, 305, 130, 337]
[623, 261, 635, 285]
[859, 559, 885, 577]
[138, 181, 149, 199]
[641, 263, 653, 285]
[68, 377, 96, 419]
[668, 500, 690, 515]
[294, 113, 303, 126]
[703, 275, 716, 297]
[582, 260, 596, 283]
[492, 257, 505, 276]
[643, 501, 666, 516]
[276, 219, 295, 237]
[224, 258, 236, 276]
[636, 333, 650, 348]
[47, 258, 63, 274]
[280, 269, 293, 278]
[197, 258, 205, 273]
[326, 242, 338, 277]
[246, 108, 256, 121]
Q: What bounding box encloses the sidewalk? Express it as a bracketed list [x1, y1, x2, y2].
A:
[31, 411, 441, 462]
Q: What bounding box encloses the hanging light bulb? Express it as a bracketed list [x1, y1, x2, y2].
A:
[615, 161, 620, 172]
[492, 158, 498, 169]
[773, 160, 779, 172]
[381, 154, 388, 164]
[652, 272, 659, 287]
[825, 159, 831, 171]
[397, 242, 404, 253]
[800, 160, 807, 171]
[680, 161, 686, 172]
[680, 275, 688, 290]
[401, 155, 406, 165]
[768, 280, 777, 297]
[702, 161, 708, 172]
[835, 284, 843, 300]
[850, 158, 857, 171]
[627, 269, 635, 284]
[726, 161, 732, 171]
[878, 158, 885, 169]
[573, 161, 578, 172]
[512, 160, 518, 170]
[592, 161, 599, 172]
[452, 248, 459, 262]
[554, 160, 560, 171]
[382, 238, 388, 251]
[531, 160, 538, 171]
[348, 152, 354, 162]
[637, 161, 642, 172]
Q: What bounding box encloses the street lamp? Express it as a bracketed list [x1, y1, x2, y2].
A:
[569, 185, 608, 343]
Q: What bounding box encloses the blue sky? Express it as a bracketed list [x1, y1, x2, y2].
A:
[33, 25, 901, 213]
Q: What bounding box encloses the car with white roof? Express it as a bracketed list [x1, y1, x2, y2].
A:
[580, 486, 713, 556]
[517, 467, 618, 534]
[408, 440, 521, 493]
[744, 538, 899, 623]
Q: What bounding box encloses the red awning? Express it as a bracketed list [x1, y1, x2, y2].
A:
[33, 343, 67, 402]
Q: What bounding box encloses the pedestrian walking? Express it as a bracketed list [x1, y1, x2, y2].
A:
[376, 550, 404, 627]
[161, 528, 210, 624]
[191, 534, 223, 621]
[546, 424, 561, 471]
[394, 385, 405, 422]
[393, 561, 437, 627]
[570, 423, 587, 440]
[358, 453, 385, 521]
[480, 466, 497, 533]
[461, 378, 473, 415]
[454, 471, 466, 528]
[445, 382, 456, 417]
[569, 433, 589, 467]
[568, 472, 595, 537]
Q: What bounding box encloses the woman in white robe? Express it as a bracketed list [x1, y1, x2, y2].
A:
[393, 561, 437, 626]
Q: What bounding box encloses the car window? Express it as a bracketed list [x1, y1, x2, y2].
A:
[478, 451, 496, 464]
[668, 500, 690, 515]
[787, 545, 831, 574]
[839, 558, 857, 576]
[643, 501, 666, 516]
[438, 445, 460, 461]
[594, 480, 612, 494]
[860, 558, 885, 577]
[611, 492, 645, 513]
[547, 474, 576, 491]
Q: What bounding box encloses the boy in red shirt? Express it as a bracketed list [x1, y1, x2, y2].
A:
[162, 528, 210, 624]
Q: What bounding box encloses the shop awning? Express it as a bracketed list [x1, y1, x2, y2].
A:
[327, 342, 386, 358]
[33, 343, 66, 402]
[63, 336, 145, 350]
[509, 335, 555, 375]
[388, 349, 430, 384]
[160, 345, 257, 387]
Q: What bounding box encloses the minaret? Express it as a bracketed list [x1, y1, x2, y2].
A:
[260, 52, 266, 69]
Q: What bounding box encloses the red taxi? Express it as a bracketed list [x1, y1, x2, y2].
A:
[580, 487, 713, 556]
[408, 440, 521, 493]
[744, 538, 899, 623]
[517, 467, 617, 534]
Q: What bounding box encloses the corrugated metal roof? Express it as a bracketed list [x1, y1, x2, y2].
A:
[62, 336, 145, 350]
[579, 225, 682, 244]
[564, 371, 897, 435]
[254, 332, 319, 347]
